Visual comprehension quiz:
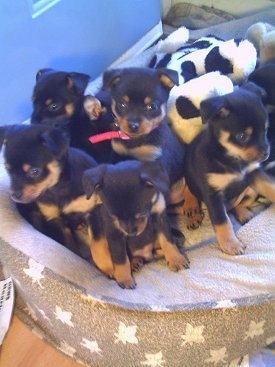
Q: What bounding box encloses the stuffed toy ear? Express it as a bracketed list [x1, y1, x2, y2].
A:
[40, 128, 70, 158]
[157, 68, 179, 90]
[200, 97, 229, 125]
[82, 164, 107, 199]
[140, 161, 170, 196]
[102, 69, 122, 90]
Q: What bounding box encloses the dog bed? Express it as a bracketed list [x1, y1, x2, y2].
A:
[1, 12, 275, 367]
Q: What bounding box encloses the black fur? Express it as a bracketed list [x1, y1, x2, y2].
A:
[30, 68, 113, 163]
[82, 160, 189, 289]
[248, 63, 275, 174]
[0, 124, 98, 256]
[184, 83, 273, 255]
[102, 66, 186, 187]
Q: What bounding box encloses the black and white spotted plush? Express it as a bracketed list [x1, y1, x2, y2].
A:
[167, 72, 234, 144]
[150, 36, 257, 85]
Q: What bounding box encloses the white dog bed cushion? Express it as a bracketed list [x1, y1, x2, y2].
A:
[1, 16, 275, 367]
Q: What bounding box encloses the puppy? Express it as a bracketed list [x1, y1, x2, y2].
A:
[248, 63, 275, 173]
[102, 66, 204, 228]
[184, 83, 275, 255]
[31, 68, 113, 163]
[82, 160, 189, 289]
[0, 124, 98, 256]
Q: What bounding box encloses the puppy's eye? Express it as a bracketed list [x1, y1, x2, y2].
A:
[136, 211, 149, 219]
[117, 101, 128, 110]
[145, 103, 158, 111]
[235, 132, 250, 144]
[27, 167, 42, 178]
[48, 102, 62, 112]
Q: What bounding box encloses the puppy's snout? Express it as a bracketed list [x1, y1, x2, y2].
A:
[10, 190, 22, 202]
[261, 146, 270, 162]
[128, 121, 140, 132]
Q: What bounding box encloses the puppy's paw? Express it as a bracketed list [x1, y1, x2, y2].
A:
[166, 252, 190, 271]
[219, 239, 247, 255]
[117, 276, 137, 289]
[131, 256, 144, 272]
[184, 208, 204, 230]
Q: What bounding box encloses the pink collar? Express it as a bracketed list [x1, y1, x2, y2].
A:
[89, 130, 130, 144]
[89, 123, 160, 144]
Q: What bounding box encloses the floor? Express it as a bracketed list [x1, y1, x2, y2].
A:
[0, 315, 82, 367]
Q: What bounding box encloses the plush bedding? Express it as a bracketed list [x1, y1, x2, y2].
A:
[1, 10, 275, 367]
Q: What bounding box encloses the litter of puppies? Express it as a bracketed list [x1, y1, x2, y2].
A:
[2, 22, 275, 288]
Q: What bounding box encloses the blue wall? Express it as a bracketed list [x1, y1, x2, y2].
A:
[0, 0, 161, 124]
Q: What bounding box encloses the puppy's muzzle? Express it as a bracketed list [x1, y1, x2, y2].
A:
[259, 145, 270, 162]
[10, 190, 29, 203]
[119, 217, 149, 237]
[41, 116, 71, 129]
[128, 121, 140, 133]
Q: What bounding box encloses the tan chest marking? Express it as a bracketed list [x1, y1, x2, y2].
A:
[207, 172, 242, 192]
[38, 202, 60, 221]
[111, 140, 162, 161]
[63, 194, 101, 214]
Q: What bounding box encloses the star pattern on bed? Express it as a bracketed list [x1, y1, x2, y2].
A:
[244, 320, 266, 340]
[205, 347, 228, 365]
[141, 351, 165, 367]
[23, 258, 45, 288]
[181, 323, 205, 346]
[81, 338, 103, 356]
[54, 305, 74, 327]
[12, 248, 275, 367]
[114, 321, 138, 345]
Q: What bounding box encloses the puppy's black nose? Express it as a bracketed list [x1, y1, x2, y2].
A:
[128, 121, 140, 132]
[261, 145, 270, 162]
[262, 150, 270, 161]
[127, 230, 138, 237]
[10, 191, 22, 201]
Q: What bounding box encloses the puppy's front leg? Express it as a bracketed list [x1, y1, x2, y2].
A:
[86, 209, 114, 278]
[107, 231, 136, 289]
[206, 195, 246, 255]
[154, 213, 190, 271]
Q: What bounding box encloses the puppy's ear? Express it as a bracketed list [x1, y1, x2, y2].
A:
[140, 162, 170, 195]
[40, 128, 70, 158]
[35, 68, 55, 82]
[82, 165, 107, 199]
[157, 68, 179, 90]
[102, 69, 122, 90]
[241, 81, 267, 101]
[200, 97, 229, 124]
[67, 72, 90, 94]
[0, 126, 8, 151]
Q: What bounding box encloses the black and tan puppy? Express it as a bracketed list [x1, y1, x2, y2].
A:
[248, 63, 275, 173]
[82, 160, 189, 289]
[184, 83, 275, 255]
[102, 66, 203, 228]
[31, 68, 113, 163]
[0, 124, 98, 256]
